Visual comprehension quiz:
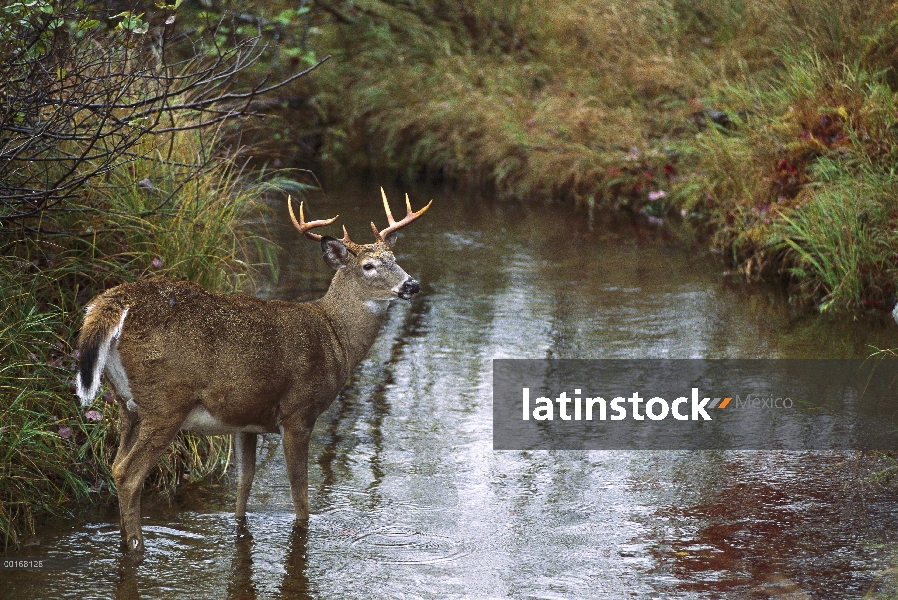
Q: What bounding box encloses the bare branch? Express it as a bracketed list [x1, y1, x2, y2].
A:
[0, 1, 328, 235]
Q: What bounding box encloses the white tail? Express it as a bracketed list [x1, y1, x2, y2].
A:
[75, 189, 431, 555]
[75, 307, 128, 406]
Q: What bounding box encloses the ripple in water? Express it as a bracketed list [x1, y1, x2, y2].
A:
[350, 524, 468, 564]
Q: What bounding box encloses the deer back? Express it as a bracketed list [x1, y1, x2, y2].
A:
[83, 278, 351, 429]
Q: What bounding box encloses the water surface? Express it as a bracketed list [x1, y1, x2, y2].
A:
[6, 177, 898, 599]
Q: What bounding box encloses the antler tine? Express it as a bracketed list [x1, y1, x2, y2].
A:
[381, 187, 395, 226]
[288, 195, 338, 241]
[340, 225, 365, 255]
[373, 187, 433, 242]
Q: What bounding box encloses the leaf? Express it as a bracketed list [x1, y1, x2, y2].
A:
[302, 49, 318, 67]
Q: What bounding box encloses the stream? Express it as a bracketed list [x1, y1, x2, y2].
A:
[6, 176, 898, 599]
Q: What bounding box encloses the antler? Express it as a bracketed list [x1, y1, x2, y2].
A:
[370, 187, 433, 243]
[288, 196, 337, 240]
[338, 224, 364, 255]
[287, 196, 364, 254]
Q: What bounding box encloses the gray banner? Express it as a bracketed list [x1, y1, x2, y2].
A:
[492, 359, 898, 450]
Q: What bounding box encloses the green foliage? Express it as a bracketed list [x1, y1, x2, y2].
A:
[296, 0, 898, 312]
[0, 0, 60, 57]
[774, 159, 898, 311]
[670, 45, 898, 309]
[0, 0, 309, 550]
[110, 12, 149, 35]
[0, 266, 108, 550]
[0, 123, 280, 549]
[295, 0, 890, 308]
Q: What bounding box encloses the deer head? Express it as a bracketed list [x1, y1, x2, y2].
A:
[288, 188, 432, 301]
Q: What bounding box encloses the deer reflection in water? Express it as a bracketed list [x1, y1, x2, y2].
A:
[113, 523, 313, 600]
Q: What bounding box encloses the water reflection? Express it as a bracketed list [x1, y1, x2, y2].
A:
[278, 525, 312, 599]
[644, 451, 898, 597]
[116, 556, 141, 600]
[106, 520, 313, 600]
[5, 177, 898, 599]
[226, 521, 257, 599]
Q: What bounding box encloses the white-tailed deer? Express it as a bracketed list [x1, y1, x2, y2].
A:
[75, 189, 431, 555]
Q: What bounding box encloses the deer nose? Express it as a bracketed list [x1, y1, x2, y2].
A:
[400, 278, 420, 295]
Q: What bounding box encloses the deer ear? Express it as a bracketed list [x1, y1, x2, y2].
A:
[384, 231, 399, 248]
[321, 236, 350, 270]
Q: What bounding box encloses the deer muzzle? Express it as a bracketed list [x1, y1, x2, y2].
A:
[397, 278, 420, 300]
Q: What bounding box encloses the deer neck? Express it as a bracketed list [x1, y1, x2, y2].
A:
[316, 269, 392, 370]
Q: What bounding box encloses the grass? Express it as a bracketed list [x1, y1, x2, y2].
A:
[5, 0, 898, 551]
[678, 48, 898, 309]
[157, 0, 897, 312]
[275, 0, 898, 312]
[0, 124, 280, 550]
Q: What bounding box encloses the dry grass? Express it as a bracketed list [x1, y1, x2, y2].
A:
[300, 0, 898, 311]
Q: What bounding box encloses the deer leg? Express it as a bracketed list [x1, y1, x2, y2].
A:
[112, 401, 140, 472]
[112, 414, 184, 555]
[112, 401, 140, 546]
[234, 432, 257, 519]
[280, 418, 313, 520]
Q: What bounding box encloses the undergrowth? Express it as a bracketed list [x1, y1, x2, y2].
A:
[0, 125, 280, 550]
[282, 0, 898, 312]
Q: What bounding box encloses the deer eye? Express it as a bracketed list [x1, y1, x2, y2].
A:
[363, 263, 375, 271]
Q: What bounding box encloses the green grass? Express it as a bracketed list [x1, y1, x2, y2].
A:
[672, 47, 898, 309]
[0, 124, 281, 550]
[282, 0, 898, 312]
[774, 159, 897, 311]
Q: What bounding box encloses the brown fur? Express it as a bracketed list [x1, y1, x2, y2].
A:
[77, 234, 421, 556]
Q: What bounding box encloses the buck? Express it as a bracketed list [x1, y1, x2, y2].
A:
[75, 189, 431, 555]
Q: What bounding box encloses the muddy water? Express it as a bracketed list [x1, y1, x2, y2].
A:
[6, 177, 898, 599]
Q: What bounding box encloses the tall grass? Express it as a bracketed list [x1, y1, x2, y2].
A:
[0, 124, 279, 550]
[672, 46, 898, 308]
[280, 0, 898, 311]
[774, 159, 897, 311]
